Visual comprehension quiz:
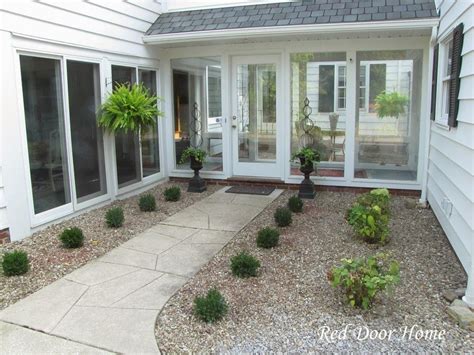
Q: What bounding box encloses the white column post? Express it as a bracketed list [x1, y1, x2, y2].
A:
[463, 254, 474, 307]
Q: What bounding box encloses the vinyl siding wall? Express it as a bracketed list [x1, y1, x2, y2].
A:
[427, 0, 474, 272]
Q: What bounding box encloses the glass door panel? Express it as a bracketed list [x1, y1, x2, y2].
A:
[20, 55, 71, 214]
[111, 65, 141, 188]
[67, 61, 107, 203]
[232, 56, 280, 178]
[138, 69, 160, 177]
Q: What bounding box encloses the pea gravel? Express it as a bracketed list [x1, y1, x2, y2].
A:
[155, 191, 473, 352]
[0, 182, 218, 311]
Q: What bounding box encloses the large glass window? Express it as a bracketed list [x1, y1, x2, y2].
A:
[290, 52, 347, 177]
[354, 50, 423, 181]
[112, 65, 141, 187]
[237, 63, 277, 162]
[67, 61, 107, 202]
[172, 57, 223, 171]
[20, 56, 71, 214]
[139, 69, 160, 177]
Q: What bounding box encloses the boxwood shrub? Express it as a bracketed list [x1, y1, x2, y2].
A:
[139, 194, 156, 212]
[164, 186, 181, 202]
[256, 227, 280, 249]
[274, 207, 292, 227]
[288, 195, 303, 213]
[230, 251, 261, 278]
[2, 250, 29, 276]
[194, 288, 228, 323]
[106, 207, 124, 228]
[59, 227, 84, 248]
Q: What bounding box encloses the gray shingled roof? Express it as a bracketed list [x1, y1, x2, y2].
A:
[146, 0, 438, 36]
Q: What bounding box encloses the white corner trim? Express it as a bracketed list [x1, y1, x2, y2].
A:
[143, 18, 440, 45]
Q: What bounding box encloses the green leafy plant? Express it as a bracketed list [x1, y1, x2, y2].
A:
[374, 91, 409, 119]
[164, 186, 181, 201]
[348, 204, 390, 244]
[98, 83, 162, 133]
[59, 227, 84, 248]
[194, 288, 228, 323]
[2, 250, 29, 276]
[106, 207, 124, 228]
[274, 207, 292, 227]
[179, 147, 207, 164]
[256, 227, 280, 249]
[230, 251, 261, 278]
[138, 194, 156, 212]
[288, 195, 303, 213]
[328, 253, 400, 309]
[291, 147, 321, 167]
[356, 188, 390, 215]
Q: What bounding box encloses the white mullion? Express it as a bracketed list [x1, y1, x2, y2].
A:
[345, 51, 356, 182]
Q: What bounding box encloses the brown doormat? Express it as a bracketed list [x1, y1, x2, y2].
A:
[226, 185, 275, 196]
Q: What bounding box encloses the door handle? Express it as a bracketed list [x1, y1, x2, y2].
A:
[232, 115, 238, 128]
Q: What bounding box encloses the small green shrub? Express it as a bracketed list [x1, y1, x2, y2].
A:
[2, 250, 29, 276]
[164, 186, 181, 201]
[106, 207, 124, 228]
[138, 194, 156, 212]
[194, 288, 228, 323]
[256, 227, 280, 249]
[274, 207, 292, 227]
[288, 195, 303, 213]
[348, 204, 389, 244]
[356, 188, 391, 215]
[59, 227, 84, 248]
[230, 251, 261, 278]
[328, 253, 400, 309]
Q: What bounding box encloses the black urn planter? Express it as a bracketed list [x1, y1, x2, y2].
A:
[188, 156, 207, 193]
[298, 156, 316, 199]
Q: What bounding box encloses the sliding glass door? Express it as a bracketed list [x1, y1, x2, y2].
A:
[20, 56, 71, 214]
[67, 61, 107, 203]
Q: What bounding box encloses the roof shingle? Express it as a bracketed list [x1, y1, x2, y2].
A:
[146, 0, 438, 36]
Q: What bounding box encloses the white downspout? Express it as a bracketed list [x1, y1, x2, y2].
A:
[419, 25, 438, 205]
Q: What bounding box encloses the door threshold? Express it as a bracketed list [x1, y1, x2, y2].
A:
[228, 176, 284, 184]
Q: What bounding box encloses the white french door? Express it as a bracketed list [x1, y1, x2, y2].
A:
[231, 55, 282, 178]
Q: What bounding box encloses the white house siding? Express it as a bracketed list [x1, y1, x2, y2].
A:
[427, 0, 474, 273]
[0, 1, 163, 241]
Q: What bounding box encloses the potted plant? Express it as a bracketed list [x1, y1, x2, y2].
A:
[292, 147, 320, 199]
[374, 91, 409, 119]
[329, 112, 339, 132]
[98, 83, 162, 133]
[180, 147, 207, 192]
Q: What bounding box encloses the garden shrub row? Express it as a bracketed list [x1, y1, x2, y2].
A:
[194, 195, 303, 323]
[329, 188, 400, 309]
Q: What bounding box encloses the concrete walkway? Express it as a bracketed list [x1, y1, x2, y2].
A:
[0, 187, 281, 354]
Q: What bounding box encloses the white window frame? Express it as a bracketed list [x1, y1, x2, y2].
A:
[109, 62, 162, 196]
[437, 36, 453, 126]
[336, 64, 346, 111]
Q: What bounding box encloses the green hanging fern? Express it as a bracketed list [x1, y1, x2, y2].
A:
[98, 83, 163, 133]
[374, 91, 409, 119]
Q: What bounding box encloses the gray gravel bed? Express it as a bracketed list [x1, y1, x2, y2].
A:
[0, 182, 218, 311]
[155, 191, 472, 352]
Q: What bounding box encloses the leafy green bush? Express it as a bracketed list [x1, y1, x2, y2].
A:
[274, 207, 292, 227]
[138, 194, 156, 212]
[348, 188, 391, 244]
[98, 83, 162, 133]
[106, 207, 124, 228]
[194, 288, 228, 323]
[288, 195, 303, 213]
[2, 250, 29, 276]
[356, 188, 390, 215]
[59, 227, 84, 248]
[328, 253, 400, 309]
[164, 186, 181, 202]
[256, 227, 280, 249]
[230, 251, 261, 278]
[348, 204, 389, 244]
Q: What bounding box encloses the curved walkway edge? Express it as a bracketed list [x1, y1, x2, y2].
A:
[0, 187, 282, 354]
